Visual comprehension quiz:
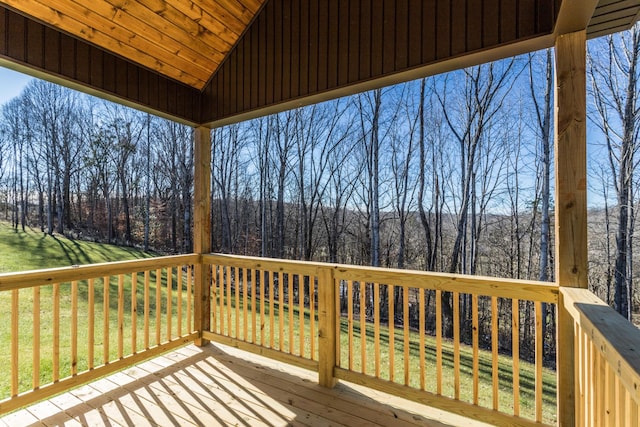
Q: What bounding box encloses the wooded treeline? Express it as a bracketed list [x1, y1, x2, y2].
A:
[0, 27, 639, 326]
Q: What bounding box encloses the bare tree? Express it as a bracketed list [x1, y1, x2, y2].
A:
[589, 24, 640, 319]
[437, 60, 518, 335]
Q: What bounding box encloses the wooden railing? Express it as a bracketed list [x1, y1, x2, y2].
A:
[201, 254, 320, 371]
[561, 287, 640, 426]
[4, 253, 640, 426]
[202, 254, 559, 427]
[0, 254, 198, 414]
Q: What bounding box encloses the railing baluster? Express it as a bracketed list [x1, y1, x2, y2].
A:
[625, 382, 633, 425]
[227, 266, 232, 337]
[436, 289, 442, 395]
[492, 296, 499, 411]
[88, 278, 95, 369]
[103, 276, 109, 364]
[389, 284, 394, 383]
[419, 288, 425, 391]
[33, 286, 40, 389]
[374, 283, 380, 378]
[403, 286, 409, 386]
[54, 282, 61, 378]
[573, 322, 585, 425]
[155, 268, 162, 346]
[187, 265, 193, 333]
[605, 359, 615, 426]
[629, 391, 638, 426]
[299, 275, 304, 357]
[279, 273, 285, 351]
[589, 336, 595, 424]
[535, 300, 543, 422]
[167, 267, 173, 341]
[210, 265, 217, 333]
[336, 278, 341, 366]
[269, 271, 275, 349]
[220, 266, 226, 335]
[243, 268, 248, 342]
[144, 271, 150, 349]
[210, 265, 215, 334]
[616, 375, 623, 426]
[597, 349, 605, 426]
[118, 275, 124, 359]
[310, 276, 316, 360]
[235, 266, 240, 339]
[132, 272, 138, 353]
[453, 291, 460, 399]
[581, 329, 587, 425]
[347, 280, 353, 371]
[11, 289, 19, 396]
[512, 298, 520, 416]
[71, 280, 78, 374]
[260, 270, 266, 346]
[252, 269, 257, 344]
[289, 273, 294, 354]
[360, 282, 367, 374]
[472, 294, 479, 405]
[176, 269, 182, 337]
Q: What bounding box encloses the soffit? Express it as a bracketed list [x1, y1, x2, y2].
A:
[588, 0, 640, 38]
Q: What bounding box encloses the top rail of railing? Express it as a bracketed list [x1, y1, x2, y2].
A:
[0, 254, 199, 291]
[203, 253, 559, 303]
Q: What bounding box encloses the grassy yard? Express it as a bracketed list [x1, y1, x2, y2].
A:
[0, 222, 156, 273]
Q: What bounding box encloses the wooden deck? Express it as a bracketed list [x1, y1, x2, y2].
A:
[0, 343, 491, 427]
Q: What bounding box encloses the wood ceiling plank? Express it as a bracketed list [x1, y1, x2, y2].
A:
[121, 0, 235, 53]
[2, 0, 207, 87]
[55, 0, 216, 80]
[89, 0, 227, 62]
[238, 0, 263, 15]
[214, 0, 261, 23]
[166, 0, 246, 37]
[66, 0, 223, 66]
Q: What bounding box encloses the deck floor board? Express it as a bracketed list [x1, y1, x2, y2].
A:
[2, 343, 491, 426]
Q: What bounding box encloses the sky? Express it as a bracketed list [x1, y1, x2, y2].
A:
[0, 66, 33, 105]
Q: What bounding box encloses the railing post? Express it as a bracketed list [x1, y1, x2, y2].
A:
[318, 266, 337, 388]
[554, 30, 587, 427]
[194, 126, 211, 347]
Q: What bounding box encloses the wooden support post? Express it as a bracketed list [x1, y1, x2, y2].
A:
[318, 266, 337, 388]
[194, 126, 212, 347]
[554, 30, 587, 427]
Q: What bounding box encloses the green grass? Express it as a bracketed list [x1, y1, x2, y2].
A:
[0, 222, 156, 273]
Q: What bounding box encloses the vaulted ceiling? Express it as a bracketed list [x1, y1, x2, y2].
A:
[0, 0, 638, 127]
[0, 0, 265, 89]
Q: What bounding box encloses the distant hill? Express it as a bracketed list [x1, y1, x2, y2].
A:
[0, 222, 156, 273]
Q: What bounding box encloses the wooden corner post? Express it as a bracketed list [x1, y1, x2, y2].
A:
[554, 30, 587, 427]
[194, 126, 212, 347]
[318, 266, 337, 388]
